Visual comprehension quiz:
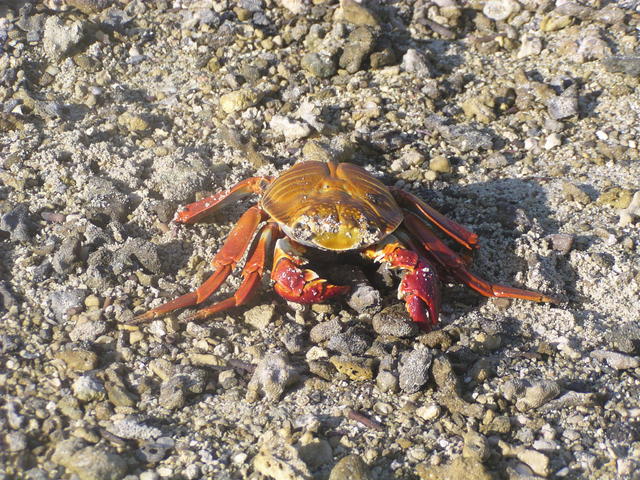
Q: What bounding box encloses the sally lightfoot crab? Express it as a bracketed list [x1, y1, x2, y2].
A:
[133, 160, 556, 329]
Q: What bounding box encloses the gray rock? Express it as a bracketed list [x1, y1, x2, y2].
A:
[83, 177, 131, 224]
[43, 16, 86, 60]
[376, 370, 398, 393]
[591, 350, 640, 370]
[5, 431, 27, 451]
[136, 438, 174, 464]
[57, 442, 128, 480]
[0, 203, 36, 242]
[398, 344, 433, 393]
[339, 27, 376, 73]
[301, 52, 337, 78]
[503, 379, 561, 411]
[247, 351, 299, 401]
[49, 289, 88, 321]
[113, 238, 162, 275]
[329, 454, 371, 480]
[106, 417, 162, 441]
[547, 89, 579, 120]
[159, 376, 188, 410]
[0, 280, 17, 311]
[401, 48, 435, 78]
[605, 323, 640, 354]
[463, 430, 490, 461]
[310, 319, 342, 344]
[244, 304, 277, 330]
[72, 375, 106, 402]
[602, 56, 640, 77]
[52, 236, 81, 274]
[372, 304, 420, 337]
[327, 327, 371, 355]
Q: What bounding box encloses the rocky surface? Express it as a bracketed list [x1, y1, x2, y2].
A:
[1, 0, 639, 479]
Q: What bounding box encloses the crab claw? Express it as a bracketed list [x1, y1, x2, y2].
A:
[399, 258, 441, 329]
[271, 238, 350, 304]
[363, 240, 441, 330]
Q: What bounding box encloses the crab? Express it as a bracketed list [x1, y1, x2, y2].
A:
[133, 160, 556, 329]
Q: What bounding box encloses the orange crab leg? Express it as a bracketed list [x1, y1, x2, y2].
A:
[403, 212, 558, 303]
[271, 238, 350, 304]
[131, 205, 267, 324]
[186, 222, 281, 321]
[392, 188, 479, 250]
[176, 177, 272, 224]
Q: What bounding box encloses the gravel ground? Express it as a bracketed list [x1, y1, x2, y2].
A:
[1, 1, 640, 479]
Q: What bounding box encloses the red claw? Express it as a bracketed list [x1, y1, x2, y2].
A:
[271, 241, 350, 304]
[399, 260, 441, 330]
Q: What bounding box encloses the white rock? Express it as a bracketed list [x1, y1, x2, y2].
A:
[270, 115, 313, 141]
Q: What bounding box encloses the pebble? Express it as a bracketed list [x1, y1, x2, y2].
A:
[297, 434, 333, 470]
[219, 88, 261, 114]
[329, 454, 371, 480]
[0, 203, 36, 243]
[159, 375, 188, 410]
[339, 26, 376, 73]
[401, 49, 435, 78]
[310, 319, 342, 344]
[247, 351, 299, 401]
[547, 90, 579, 120]
[503, 379, 561, 411]
[270, 115, 313, 141]
[72, 375, 106, 402]
[301, 52, 337, 78]
[429, 155, 452, 173]
[376, 370, 398, 393]
[244, 304, 278, 330]
[327, 327, 371, 355]
[462, 430, 490, 461]
[591, 350, 640, 370]
[43, 16, 86, 60]
[499, 441, 550, 477]
[329, 355, 375, 381]
[416, 404, 441, 421]
[416, 455, 493, 480]
[602, 56, 640, 77]
[544, 133, 562, 150]
[546, 233, 574, 255]
[55, 348, 98, 372]
[253, 431, 311, 480]
[398, 344, 433, 393]
[339, 0, 380, 27]
[53, 441, 128, 480]
[372, 304, 419, 337]
[5, 431, 27, 451]
[483, 0, 521, 21]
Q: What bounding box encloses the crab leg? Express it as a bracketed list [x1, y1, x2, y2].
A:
[131, 205, 267, 324]
[176, 177, 272, 224]
[185, 222, 280, 321]
[392, 188, 479, 250]
[403, 212, 557, 303]
[362, 238, 441, 329]
[271, 238, 350, 304]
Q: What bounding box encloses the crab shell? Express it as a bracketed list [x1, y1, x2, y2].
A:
[260, 161, 403, 251]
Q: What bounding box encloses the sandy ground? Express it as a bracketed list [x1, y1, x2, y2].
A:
[1, 1, 639, 479]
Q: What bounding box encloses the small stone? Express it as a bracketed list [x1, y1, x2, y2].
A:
[244, 304, 278, 330]
[310, 319, 342, 344]
[117, 112, 149, 132]
[602, 56, 640, 77]
[544, 133, 562, 150]
[105, 382, 137, 408]
[376, 370, 398, 393]
[511, 379, 561, 411]
[270, 115, 312, 141]
[546, 233, 574, 254]
[483, 0, 520, 21]
[248, 351, 299, 401]
[301, 52, 337, 78]
[56, 348, 98, 372]
[327, 328, 371, 355]
[0, 203, 37, 243]
[329, 355, 375, 381]
[159, 376, 188, 410]
[219, 88, 261, 114]
[591, 350, 640, 370]
[59, 444, 128, 480]
[339, 27, 376, 74]
[43, 16, 86, 60]
[253, 431, 311, 480]
[372, 304, 419, 337]
[548, 92, 579, 120]
[107, 417, 162, 441]
[339, 0, 380, 27]
[5, 431, 27, 452]
[398, 344, 433, 393]
[298, 435, 333, 470]
[462, 431, 490, 461]
[561, 182, 591, 205]
[329, 454, 371, 480]
[429, 155, 452, 173]
[540, 13, 573, 32]
[72, 375, 106, 402]
[416, 404, 441, 421]
[401, 49, 435, 78]
[499, 442, 550, 477]
[597, 187, 633, 209]
[416, 455, 493, 480]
